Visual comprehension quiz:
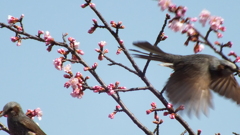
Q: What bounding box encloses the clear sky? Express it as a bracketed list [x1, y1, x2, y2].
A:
[0, 0, 240, 135]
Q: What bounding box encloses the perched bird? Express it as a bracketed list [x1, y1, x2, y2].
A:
[0, 102, 46, 135]
[132, 41, 240, 117]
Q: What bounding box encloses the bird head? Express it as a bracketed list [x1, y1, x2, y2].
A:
[0, 102, 24, 117]
[218, 60, 238, 76]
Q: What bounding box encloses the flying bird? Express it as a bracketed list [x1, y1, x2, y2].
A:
[0, 102, 46, 135]
[132, 41, 240, 117]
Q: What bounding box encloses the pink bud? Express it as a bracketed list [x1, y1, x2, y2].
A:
[92, 18, 97, 24]
[81, 3, 88, 8]
[98, 41, 106, 48]
[95, 48, 101, 52]
[151, 102, 157, 108]
[98, 54, 104, 61]
[110, 21, 115, 24]
[146, 109, 152, 115]
[217, 32, 223, 38]
[38, 30, 44, 35]
[75, 72, 82, 77]
[163, 112, 169, 116]
[116, 105, 121, 109]
[89, 3, 95, 8]
[76, 49, 84, 55]
[167, 103, 173, 109]
[10, 37, 19, 42]
[169, 113, 175, 119]
[108, 113, 115, 119]
[63, 74, 71, 78]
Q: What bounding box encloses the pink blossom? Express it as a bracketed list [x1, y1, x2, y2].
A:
[73, 41, 80, 49]
[199, 9, 211, 26]
[190, 17, 198, 22]
[7, 15, 19, 24]
[182, 24, 195, 35]
[108, 113, 115, 119]
[34, 108, 43, 120]
[57, 48, 66, 55]
[63, 64, 71, 73]
[168, 20, 184, 32]
[44, 31, 54, 45]
[98, 41, 107, 48]
[158, 0, 173, 11]
[53, 57, 63, 70]
[209, 16, 224, 31]
[176, 7, 187, 17]
[69, 77, 79, 89]
[70, 88, 84, 98]
[194, 44, 204, 53]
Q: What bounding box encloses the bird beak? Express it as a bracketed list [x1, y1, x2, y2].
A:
[0, 111, 3, 117]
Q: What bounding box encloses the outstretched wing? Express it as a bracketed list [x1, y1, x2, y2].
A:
[165, 61, 213, 117]
[210, 74, 240, 104]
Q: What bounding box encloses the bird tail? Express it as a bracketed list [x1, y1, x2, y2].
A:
[131, 41, 181, 63]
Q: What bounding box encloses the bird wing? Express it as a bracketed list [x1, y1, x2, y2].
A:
[210, 75, 240, 104]
[165, 61, 213, 117]
[18, 115, 46, 135]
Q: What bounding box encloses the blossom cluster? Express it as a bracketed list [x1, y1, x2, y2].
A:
[25, 108, 43, 120]
[158, 0, 227, 53]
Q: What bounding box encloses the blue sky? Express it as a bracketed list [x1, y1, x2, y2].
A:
[0, 0, 240, 135]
